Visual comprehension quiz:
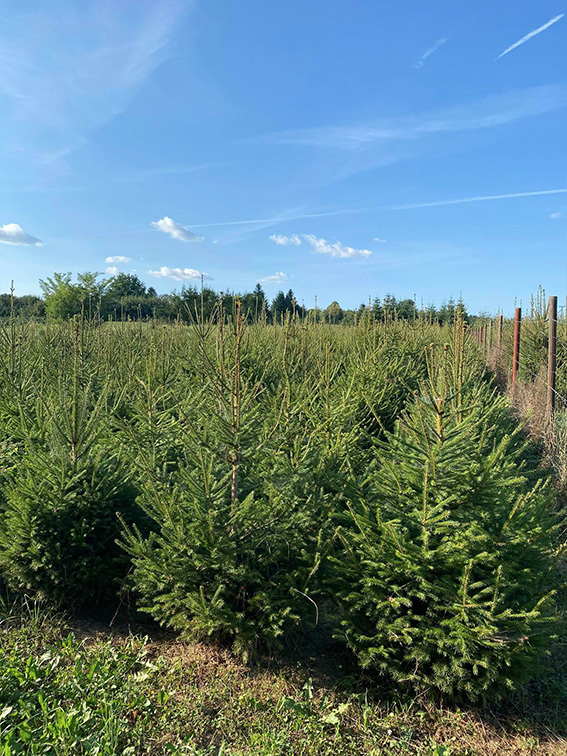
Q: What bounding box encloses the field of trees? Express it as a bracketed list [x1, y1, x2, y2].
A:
[0, 294, 565, 754]
[1, 271, 466, 326]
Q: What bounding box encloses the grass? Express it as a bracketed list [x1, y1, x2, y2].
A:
[1, 601, 566, 755]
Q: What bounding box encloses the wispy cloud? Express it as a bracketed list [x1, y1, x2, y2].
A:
[0, 1, 187, 165]
[269, 234, 301, 246]
[550, 212, 564, 219]
[148, 267, 212, 282]
[302, 235, 371, 259]
[258, 272, 289, 285]
[373, 237, 387, 243]
[105, 266, 119, 276]
[258, 85, 567, 150]
[497, 14, 564, 59]
[151, 216, 204, 242]
[105, 255, 131, 263]
[414, 37, 447, 69]
[176, 188, 567, 236]
[390, 189, 567, 210]
[192, 210, 341, 229]
[0, 223, 42, 246]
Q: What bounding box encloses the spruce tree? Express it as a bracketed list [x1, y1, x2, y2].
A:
[120, 305, 327, 657]
[0, 379, 138, 606]
[331, 350, 563, 699]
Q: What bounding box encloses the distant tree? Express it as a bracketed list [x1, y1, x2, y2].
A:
[395, 298, 417, 321]
[271, 291, 287, 323]
[272, 289, 303, 323]
[0, 294, 45, 319]
[423, 303, 437, 324]
[382, 293, 398, 321]
[104, 273, 150, 320]
[40, 272, 110, 320]
[284, 289, 295, 315]
[39, 273, 84, 320]
[241, 283, 268, 322]
[106, 273, 147, 300]
[371, 297, 383, 321]
[438, 297, 456, 326]
[325, 301, 344, 324]
[170, 285, 219, 322]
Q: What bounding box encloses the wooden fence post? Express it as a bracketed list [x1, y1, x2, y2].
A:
[547, 296, 557, 423]
[512, 307, 521, 389]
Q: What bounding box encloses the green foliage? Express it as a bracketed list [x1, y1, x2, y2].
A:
[106, 273, 148, 300]
[0, 376, 139, 607]
[0, 305, 562, 706]
[0, 607, 166, 755]
[331, 351, 563, 699]
[0, 294, 45, 320]
[39, 272, 110, 320]
[120, 314, 330, 656]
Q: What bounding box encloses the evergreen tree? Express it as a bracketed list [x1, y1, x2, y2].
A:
[0, 377, 138, 606]
[325, 301, 344, 324]
[331, 353, 563, 699]
[120, 309, 326, 657]
[271, 291, 287, 323]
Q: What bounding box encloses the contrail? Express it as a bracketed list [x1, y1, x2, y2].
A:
[415, 38, 447, 69]
[497, 14, 564, 59]
[390, 189, 567, 210]
[193, 189, 567, 227]
[81, 188, 567, 240]
[190, 210, 346, 228]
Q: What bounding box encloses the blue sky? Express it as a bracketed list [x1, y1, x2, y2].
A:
[1, 0, 566, 313]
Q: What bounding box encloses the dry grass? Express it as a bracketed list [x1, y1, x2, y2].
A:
[487, 346, 567, 491]
[130, 630, 567, 755]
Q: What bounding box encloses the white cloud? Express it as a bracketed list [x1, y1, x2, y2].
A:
[147, 266, 212, 281]
[257, 272, 289, 285]
[0, 223, 42, 246]
[105, 266, 119, 276]
[151, 216, 204, 242]
[550, 212, 564, 219]
[414, 38, 447, 69]
[497, 14, 564, 59]
[269, 233, 302, 246]
[302, 234, 372, 259]
[256, 85, 567, 150]
[105, 255, 132, 263]
[373, 237, 387, 243]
